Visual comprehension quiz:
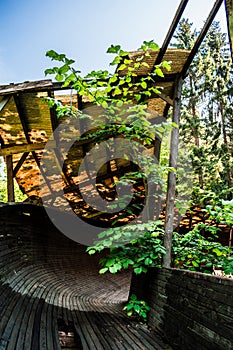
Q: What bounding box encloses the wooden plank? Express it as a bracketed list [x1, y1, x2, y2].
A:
[6, 155, 15, 202]
[0, 141, 56, 156]
[0, 80, 53, 96]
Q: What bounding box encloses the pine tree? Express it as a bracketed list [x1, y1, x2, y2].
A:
[173, 19, 233, 204]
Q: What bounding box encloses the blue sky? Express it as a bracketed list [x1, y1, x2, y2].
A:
[0, 0, 229, 85]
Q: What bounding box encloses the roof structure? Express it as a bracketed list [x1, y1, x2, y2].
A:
[0, 0, 231, 224]
[0, 48, 190, 222]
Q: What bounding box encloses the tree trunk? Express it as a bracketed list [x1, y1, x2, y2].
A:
[218, 94, 232, 189]
[6, 155, 15, 202]
[162, 76, 183, 268]
[189, 75, 204, 189]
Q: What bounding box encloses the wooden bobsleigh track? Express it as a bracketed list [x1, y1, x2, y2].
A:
[0, 203, 168, 350]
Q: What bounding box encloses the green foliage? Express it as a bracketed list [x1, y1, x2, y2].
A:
[87, 220, 166, 274]
[0, 161, 27, 202]
[0, 178, 27, 202]
[45, 40, 171, 107]
[44, 41, 174, 164]
[45, 32, 233, 279]
[87, 218, 233, 275]
[123, 294, 150, 323]
[172, 223, 232, 273]
[45, 41, 175, 224]
[203, 199, 233, 227]
[0, 179, 7, 202]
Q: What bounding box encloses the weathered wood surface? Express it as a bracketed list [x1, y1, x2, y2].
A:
[0, 141, 56, 156]
[132, 267, 233, 350]
[0, 80, 53, 95]
[0, 203, 169, 350]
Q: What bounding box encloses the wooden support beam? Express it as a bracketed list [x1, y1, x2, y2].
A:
[31, 150, 55, 195]
[51, 148, 75, 188]
[0, 141, 56, 156]
[0, 135, 4, 148]
[13, 93, 55, 195]
[47, 90, 58, 131]
[6, 155, 15, 202]
[13, 94, 31, 143]
[162, 75, 183, 268]
[0, 96, 10, 112]
[13, 152, 29, 177]
[154, 0, 189, 65]
[163, 103, 171, 118]
[153, 92, 173, 106]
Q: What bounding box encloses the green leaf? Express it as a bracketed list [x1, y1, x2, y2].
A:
[44, 68, 55, 75]
[147, 41, 159, 51]
[119, 50, 129, 56]
[155, 67, 164, 77]
[110, 56, 122, 66]
[192, 261, 199, 267]
[87, 249, 96, 255]
[134, 267, 142, 274]
[55, 74, 64, 82]
[65, 58, 75, 65]
[142, 40, 159, 51]
[141, 81, 147, 89]
[145, 257, 153, 265]
[117, 100, 123, 107]
[114, 87, 122, 95]
[99, 268, 108, 274]
[134, 304, 141, 312]
[141, 62, 150, 68]
[109, 265, 120, 274]
[109, 75, 118, 83]
[161, 61, 171, 71]
[58, 64, 70, 75]
[118, 64, 127, 71]
[46, 49, 58, 59]
[212, 248, 223, 257]
[105, 259, 115, 267]
[107, 45, 121, 54]
[101, 101, 108, 108]
[156, 125, 165, 133]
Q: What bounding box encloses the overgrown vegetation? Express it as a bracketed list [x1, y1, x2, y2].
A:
[87, 216, 233, 275]
[0, 160, 27, 202]
[87, 220, 166, 274]
[45, 40, 175, 225]
[45, 20, 233, 278]
[123, 294, 150, 323]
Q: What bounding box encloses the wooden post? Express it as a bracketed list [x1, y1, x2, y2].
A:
[6, 155, 15, 202]
[162, 75, 183, 268]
